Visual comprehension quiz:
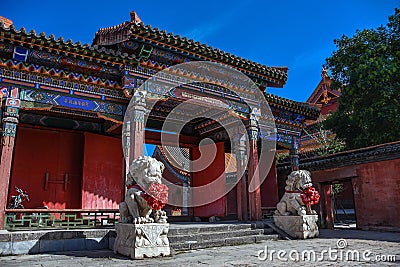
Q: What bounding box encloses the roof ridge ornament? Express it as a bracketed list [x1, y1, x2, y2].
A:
[130, 11, 142, 24]
[321, 66, 329, 79]
[0, 16, 13, 28]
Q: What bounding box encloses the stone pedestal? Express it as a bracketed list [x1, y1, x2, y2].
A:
[114, 223, 170, 259]
[274, 215, 319, 239]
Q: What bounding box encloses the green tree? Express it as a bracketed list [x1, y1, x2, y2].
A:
[303, 124, 346, 156]
[324, 8, 400, 149]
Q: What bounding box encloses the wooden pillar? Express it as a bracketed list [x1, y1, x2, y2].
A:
[317, 183, 334, 229]
[324, 184, 334, 229]
[0, 87, 20, 229]
[289, 136, 300, 171]
[247, 119, 262, 221]
[233, 133, 248, 221]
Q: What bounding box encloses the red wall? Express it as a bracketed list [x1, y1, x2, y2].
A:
[81, 132, 123, 209]
[10, 126, 83, 209]
[321, 101, 338, 115]
[312, 158, 400, 230]
[260, 160, 279, 208]
[192, 142, 226, 217]
[352, 159, 400, 230]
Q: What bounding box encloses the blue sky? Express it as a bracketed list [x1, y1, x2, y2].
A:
[1, 1, 398, 101]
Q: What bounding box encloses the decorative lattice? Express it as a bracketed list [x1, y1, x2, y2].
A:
[4, 209, 119, 231]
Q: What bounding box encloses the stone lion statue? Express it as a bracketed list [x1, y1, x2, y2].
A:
[119, 156, 168, 224]
[275, 170, 317, 216]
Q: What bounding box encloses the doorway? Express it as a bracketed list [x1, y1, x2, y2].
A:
[331, 180, 356, 229]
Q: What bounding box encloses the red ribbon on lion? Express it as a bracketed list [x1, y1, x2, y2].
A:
[300, 186, 320, 206]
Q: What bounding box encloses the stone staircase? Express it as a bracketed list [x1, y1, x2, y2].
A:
[0, 222, 279, 255]
[169, 222, 279, 251]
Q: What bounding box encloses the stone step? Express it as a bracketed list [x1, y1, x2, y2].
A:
[168, 223, 279, 251]
[171, 234, 279, 251]
[169, 228, 264, 243]
[168, 223, 251, 236]
[0, 223, 278, 255]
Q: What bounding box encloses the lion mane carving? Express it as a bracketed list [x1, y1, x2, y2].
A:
[119, 156, 168, 224]
[275, 170, 317, 216]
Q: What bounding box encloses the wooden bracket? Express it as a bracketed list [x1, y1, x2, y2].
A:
[44, 173, 69, 192]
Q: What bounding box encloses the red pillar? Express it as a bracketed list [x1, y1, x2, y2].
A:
[234, 134, 248, 221]
[0, 132, 17, 229]
[324, 184, 334, 229]
[247, 121, 262, 221]
[0, 87, 20, 229]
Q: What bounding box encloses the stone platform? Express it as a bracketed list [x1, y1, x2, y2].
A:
[0, 222, 278, 255]
[1, 229, 399, 266]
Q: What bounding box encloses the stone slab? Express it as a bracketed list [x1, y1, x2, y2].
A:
[39, 239, 64, 253]
[64, 238, 85, 251]
[85, 237, 109, 250]
[0, 241, 12, 255]
[13, 240, 39, 254]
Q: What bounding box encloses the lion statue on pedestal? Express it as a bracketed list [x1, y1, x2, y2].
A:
[275, 170, 319, 216]
[119, 156, 168, 224]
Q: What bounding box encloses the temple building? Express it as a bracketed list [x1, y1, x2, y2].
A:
[300, 68, 342, 153]
[0, 11, 319, 228]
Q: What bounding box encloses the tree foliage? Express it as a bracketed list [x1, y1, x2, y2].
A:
[324, 8, 400, 149]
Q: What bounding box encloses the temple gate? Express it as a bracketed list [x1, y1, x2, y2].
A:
[0, 12, 319, 228]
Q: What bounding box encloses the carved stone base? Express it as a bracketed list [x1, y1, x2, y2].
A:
[114, 223, 170, 259]
[273, 215, 319, 239]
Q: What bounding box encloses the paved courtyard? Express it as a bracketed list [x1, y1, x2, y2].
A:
[0, 229, 399, 266]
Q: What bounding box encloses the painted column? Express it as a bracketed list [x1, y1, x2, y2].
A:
[233, 132, 248, 221]
[247, 119, 262, 221]
[122, 66, 147, 165]
[182, 181, 189, 216]
[123, 121, 131, 178]
[289, 136, 300, 171]
[130, 89, 147, 163]
[0, 87, 20, 229]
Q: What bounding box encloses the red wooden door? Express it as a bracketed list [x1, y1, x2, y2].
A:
[81, 132, 123, 209]
[10, 126, 83, 209]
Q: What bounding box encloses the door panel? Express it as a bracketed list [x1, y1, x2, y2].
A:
[81, 132, 123, 209]
[10, 126, 83, 209]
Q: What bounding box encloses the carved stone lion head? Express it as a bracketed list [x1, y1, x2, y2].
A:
[285, 170, 313, 191]
[127, 156, 165, 187]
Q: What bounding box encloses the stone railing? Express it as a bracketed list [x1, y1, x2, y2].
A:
[4, 209, 120, 231]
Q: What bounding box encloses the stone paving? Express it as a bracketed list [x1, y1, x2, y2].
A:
[0, 229, 399, 266]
